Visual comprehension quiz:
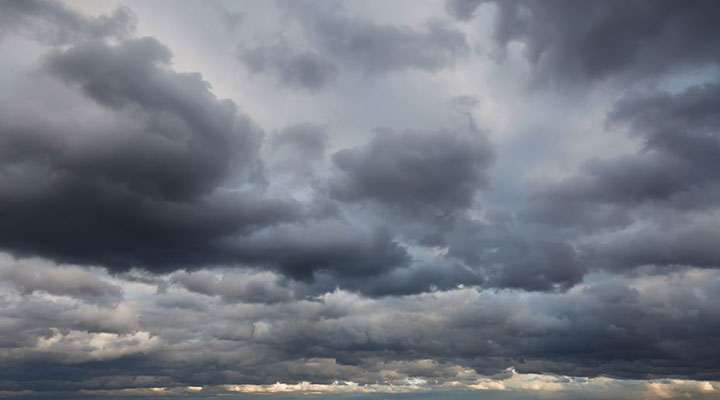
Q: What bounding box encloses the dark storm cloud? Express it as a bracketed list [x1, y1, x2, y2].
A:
[522, 152, 687, 230]
[329, 259, 482, 297]
[3, 0, 720, 396]
[608, 83, 720, 169]
[2, 265, 720, 391]
[525, 83, 720, 225]
[0, 37, 300, 271]
[585, 216, 720, 272]
[44, 37, 265, 200]
[523, 83, 720, 273]
[330, 128, 493, 217]
[448, 0, 720, 85]
[172, 259, 481, 301]
[1, 0, 481, 293]
[0, 0, 135, 45]
[498, 273, 720, 380]
[238, 42, 339, 90]
[0, 28, 412, 287]
[281, 0, 468, 76]
[230, 222, 410, 280]
[446, 219, 585, 291]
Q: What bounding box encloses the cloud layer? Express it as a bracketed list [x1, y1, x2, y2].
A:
[0, 0, 719, 397]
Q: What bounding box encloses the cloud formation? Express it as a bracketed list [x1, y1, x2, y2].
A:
[251, 0, 470, 82]
[0, 35, 301, 271]
[0, 0, 135, 44]
[330, 128, 493, 217]
[448, 0, 720, 85]
[523, 83, 720, 274]
[0, 0, 719, 397]
[2, 262, 719, 394]
[238, 42, 338, 91]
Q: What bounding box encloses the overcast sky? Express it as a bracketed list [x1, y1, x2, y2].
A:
[1, 0, 720, 399]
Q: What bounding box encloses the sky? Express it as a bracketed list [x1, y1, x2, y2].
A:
[0, 0, 719, 399]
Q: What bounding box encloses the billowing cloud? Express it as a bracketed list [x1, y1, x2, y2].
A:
[522, 83, 720, 273]
[226, 221, 410, 280]
[330, 128, 493, 218]
[235, 1, 468, 88]
[449, 0, 720, 85]
[2, 265, 719, 394]
[280, 0, 468, 76]
[169, 270, 294, 304]
[0, 36, 301, 271]
[1, 0, 719, 397]
[0, 255, 122, 305]
[0, 0, 135, 44]
[447, 220, 585, 291]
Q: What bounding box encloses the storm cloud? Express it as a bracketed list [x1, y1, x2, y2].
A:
[0, 0, 719, 398]
[448, 0, 720, 85]
[279, 0, 468, 76]
[523, 83, 720, 273]
[0, 36, 303, 272]
[330, 127, 493, 225]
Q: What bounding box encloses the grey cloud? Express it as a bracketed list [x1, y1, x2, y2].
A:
[509, 84, 720, 286]
[206, 0, 244, 33]
[330, 128, 493, 218]
[37, 36, 263, 200]
[445, 0, 484, 21]
[0, 0, 135, 45]
[524, 83, 720, 228]
[0, 37, 301, 272]
[44, 37, 264, 199]
[266, 123, 329, 183]
[169, 255, 481, 300]
[2, 268, 720, 391]
[0, 256, 122, 305]
[446, 220, 586, 291]
[271, 123, 328, 159]
[521, 152, 688, 230]
[329, 259, 483, 297]
[519, 83, 720, 277]
[0, 28, 412, 290]
[0, 297, 139, 341]
[238, 42, 338, 90]
[608, 83, 720, 166]
[153, 292, 209, 312]
[172, 259, 479, 301]
[2, 0, 720, 395]
[585, 214, 720, 272]
[448, 95, 481, 113]
[489, 240, 584, 291]
[326, 125, 494, 250]
[2, 0, 480, 306]
[230, 222, 410, 281]
[283, 0, 468, 76]
[453, 0, 720, 85]
[170, 270, 294, 304]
